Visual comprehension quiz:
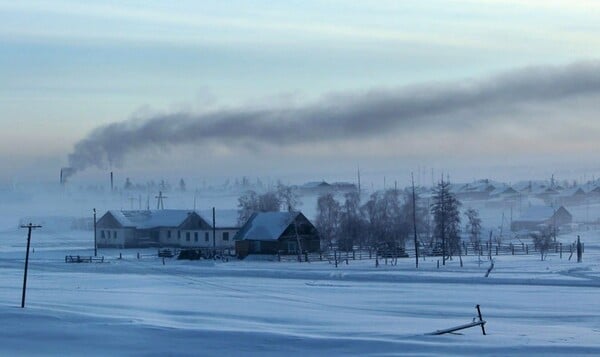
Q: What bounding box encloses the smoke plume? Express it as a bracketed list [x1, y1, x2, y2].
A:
[67, 60, 600, 174]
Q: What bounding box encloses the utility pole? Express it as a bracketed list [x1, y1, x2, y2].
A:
[412, 173, 419, 269]
[93, 208, 97, 257]
[357, 165, 361, 194]
[20, 223, 42, 308]
[441, 174, 446, 266]
[155, 191, 167, 210]
[212, 207, 216, 256]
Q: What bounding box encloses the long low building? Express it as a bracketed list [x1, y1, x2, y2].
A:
[96, 209, 239, 249]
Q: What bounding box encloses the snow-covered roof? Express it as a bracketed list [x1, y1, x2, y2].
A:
[516, 206, 558, 222]
[106, 209, 238, 229]
[197, 209, 239, 228]
[489, 185, 518, 196]
[234, 211, 300, 241]
[109, 210, 192, 229]
[559, 187, 586, 197]
[301, 181, 330, 189]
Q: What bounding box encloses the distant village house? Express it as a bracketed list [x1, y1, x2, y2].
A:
[510, 206, 572, 232]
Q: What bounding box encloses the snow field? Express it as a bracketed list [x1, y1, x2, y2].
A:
[1, 228, 600, 355]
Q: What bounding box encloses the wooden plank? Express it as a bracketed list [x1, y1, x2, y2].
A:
[428, 321, 486, 335]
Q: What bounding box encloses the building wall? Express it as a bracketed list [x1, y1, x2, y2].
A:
[97, 228, 133, 248]
[157, 228, 239, 249]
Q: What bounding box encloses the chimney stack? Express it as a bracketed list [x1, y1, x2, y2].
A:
[110, 171, 114, 192]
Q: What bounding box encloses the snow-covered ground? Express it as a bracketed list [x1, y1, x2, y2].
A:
[1, 224, 600, 356]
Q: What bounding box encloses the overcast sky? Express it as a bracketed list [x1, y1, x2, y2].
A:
[2, 1, 600, 185]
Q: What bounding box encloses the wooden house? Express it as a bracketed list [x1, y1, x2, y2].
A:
[234, 211, 320, 259]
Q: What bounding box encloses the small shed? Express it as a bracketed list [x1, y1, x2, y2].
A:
[234, 211, 320, 259]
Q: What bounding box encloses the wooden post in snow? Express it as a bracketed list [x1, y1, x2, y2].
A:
[20, 223, 42, 308]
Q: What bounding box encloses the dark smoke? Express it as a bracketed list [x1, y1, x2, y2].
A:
[68, 60, 600, 173]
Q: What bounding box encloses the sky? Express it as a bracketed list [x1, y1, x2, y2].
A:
[2, 0, 600, 186]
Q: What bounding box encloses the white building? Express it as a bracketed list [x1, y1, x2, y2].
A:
[96, 209, 239, 249]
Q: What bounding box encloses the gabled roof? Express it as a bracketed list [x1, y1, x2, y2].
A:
[109, 210, 194, 229]
[516, 206, 570, 222]
[101, 209, 239, 230]
[301, 181, 330, 189]
[234, 211, 301, 241]
[197, 209, 239, 228]
[559, 187, 586, 197]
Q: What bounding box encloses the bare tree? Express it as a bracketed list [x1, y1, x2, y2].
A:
[237, 190, 259, 225]
[339, 190, 365, 251]
[258, 191, 281, 212]
[465, 208, 482, 249]
[315, 193, 340, 249]
[237, 190, 282, 225]
[361, 189, 405, 254]
[277, 183, 301, 212]
[532, 230, 552, 261]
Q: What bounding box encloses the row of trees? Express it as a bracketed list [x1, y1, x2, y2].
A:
[315, 189, 429, 252]
[316, 180, 481, 264]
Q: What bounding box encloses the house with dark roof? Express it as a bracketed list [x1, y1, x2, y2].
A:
[510, 205, 572, 232]
[234, 211, 320, 258]
[96, 209, 239, 249]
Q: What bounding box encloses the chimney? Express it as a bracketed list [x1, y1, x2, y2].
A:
[110, 172, 114, 192]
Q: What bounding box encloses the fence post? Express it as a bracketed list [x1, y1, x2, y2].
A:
[353, 250, 355, 260]
[560, 243, 562, 259]
[137, 252, 140, 259]
[511, 243, 514, 255]
[526, 245, 528, 255]
[495, 246, 498, 256]
[119, 252, 122, 259]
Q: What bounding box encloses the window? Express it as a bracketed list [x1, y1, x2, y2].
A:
[114, 231, 117, 239]
[222, 232, 229, 241]
[177, 230, 181, 240]
[186, 232, 190, 242]
[101, 231, 105, 239]
[167, 230, 171, 238]
[205, 232, 209, 242]
[194, 232, 198, 242]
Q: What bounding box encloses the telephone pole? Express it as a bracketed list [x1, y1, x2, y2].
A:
[212, 207, 216, 255]
[155, 191, 167, 209]
[412, 173, 419, 269]
[93, 208, 97, 257]
[20, 223, 42, 308]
